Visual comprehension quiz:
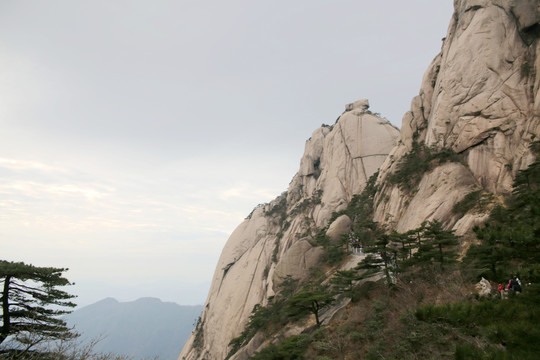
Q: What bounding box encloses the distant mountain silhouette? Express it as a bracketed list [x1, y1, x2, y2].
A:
[65, 297, 202, 360]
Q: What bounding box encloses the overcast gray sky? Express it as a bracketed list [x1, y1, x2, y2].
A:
[0, 0, 454, 306]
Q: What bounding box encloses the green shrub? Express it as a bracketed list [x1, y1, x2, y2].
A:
[416, 295, 540, 358]
[453, 190, 482, 216]
[453, 190, 495, 217]
[249, 334, 312, 360]
[387, 142, 462, 192]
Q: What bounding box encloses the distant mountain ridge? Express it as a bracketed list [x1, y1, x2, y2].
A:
[65, 297, 202, 360]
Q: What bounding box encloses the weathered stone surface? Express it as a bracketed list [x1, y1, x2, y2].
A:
[292, 112, 399, 228]
[374, 0, 540, 233]
[228, 332, 266, 360]
[476, 277, 492, 297]
[179, 2, 540, 359]
[179, 206, 277, 360]
[345, 98, 370, 112]
[179, 108, 398, 360]
[453, 212, 491, 236]
[273, 239, 324, 286]
[326, 214, 352, 243]
[510, 0, 540, 31]
[393, 162, 478, 232]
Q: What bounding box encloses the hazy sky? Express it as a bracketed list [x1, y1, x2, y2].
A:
[0, 1, 454, 306]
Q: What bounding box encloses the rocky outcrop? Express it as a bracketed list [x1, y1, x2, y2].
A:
[179, 1, 539, 359]
[178, 103, 399, 360]
[475, 277, 493, 297]
[374, 0, 540, 233]
[326, 215, 352, 243]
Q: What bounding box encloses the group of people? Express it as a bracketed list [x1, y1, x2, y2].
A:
[498, 276, 522, 299]
[348, 233, 378, 254]
[349, 235, 364, 254]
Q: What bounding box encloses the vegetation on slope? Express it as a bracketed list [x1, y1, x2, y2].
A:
[387, 140, 462, 192]
[232, 141, 540, 360]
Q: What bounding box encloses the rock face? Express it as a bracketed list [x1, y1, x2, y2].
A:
[178, 105, 399, 360]
[179, 1, 539, 359]
[373, 0, 540, 233]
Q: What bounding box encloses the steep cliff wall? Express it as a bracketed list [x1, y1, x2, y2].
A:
[179, 1, 539, 359]
[373, 0, 540, 235]
[179, 104, 399, 360]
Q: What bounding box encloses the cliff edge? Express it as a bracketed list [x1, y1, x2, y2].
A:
[179, 1, 539, 359]
[179, 103, 399, 360]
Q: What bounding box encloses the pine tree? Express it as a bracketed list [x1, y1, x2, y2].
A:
[466, 219, 509, 280]
[331, 269, 360, 296]
[393, 230, 415, 264]
[287, 283, 334, 327]
[416, 220, 459, 270]
[356, 233, 397, 284]
[0, 260, 77, 353]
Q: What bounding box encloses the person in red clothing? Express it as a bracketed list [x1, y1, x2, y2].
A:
[498, 283, 504, 299]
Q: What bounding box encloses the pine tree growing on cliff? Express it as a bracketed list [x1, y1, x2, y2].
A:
[287, 283, 334, 327]
[356, 233, 397, 285]
[0, 260, 77, 355]
[331, 269, 361, 296]
[413, 220, 459, 271]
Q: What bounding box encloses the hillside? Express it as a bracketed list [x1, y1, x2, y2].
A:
[65, 298, 202, 360]
[179, 1, 540, 359]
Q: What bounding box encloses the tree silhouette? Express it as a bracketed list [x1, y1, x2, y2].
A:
[0, 260, 77, 354]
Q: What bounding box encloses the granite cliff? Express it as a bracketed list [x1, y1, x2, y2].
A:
[179, 1, 539, 359]
[180, 103, 399, 360]
[373, 0, 540, 236]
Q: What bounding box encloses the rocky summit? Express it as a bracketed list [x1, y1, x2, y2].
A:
[179, 101, 399, 360]
[179, 1, 539, 359]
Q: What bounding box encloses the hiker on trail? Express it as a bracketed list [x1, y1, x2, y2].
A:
[514, 277, 522, 293]
[506, 278, 522, 294]
[349, 233, 361, 254]
[498, 283, 504, 299]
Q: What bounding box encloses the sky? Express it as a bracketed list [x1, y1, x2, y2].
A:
[0, 0, 454, 307]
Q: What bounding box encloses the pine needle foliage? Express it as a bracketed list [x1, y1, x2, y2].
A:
[0, 260, 77, 353]
[387, 141, 462, 192]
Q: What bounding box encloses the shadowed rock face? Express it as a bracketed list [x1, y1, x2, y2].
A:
[179, 1, 539, 359]
[178, 105, 399, 360]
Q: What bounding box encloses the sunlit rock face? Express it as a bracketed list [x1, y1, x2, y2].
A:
[373, 0, 540, 233]
[178, 103, 399, 360]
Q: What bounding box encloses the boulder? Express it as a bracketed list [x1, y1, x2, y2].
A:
[345, 98, 369, 112]
[273, 239, 324, 287]
[326, 215, 352, 243]
[475, 277, 492, 297]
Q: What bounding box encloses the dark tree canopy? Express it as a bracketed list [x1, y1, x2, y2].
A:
[287, 283, 334, 327]
[469, 141, 540, 283]
[0, 260, 77, 353]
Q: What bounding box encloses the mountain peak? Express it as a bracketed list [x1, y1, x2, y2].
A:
[179, 1, 540, 359]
